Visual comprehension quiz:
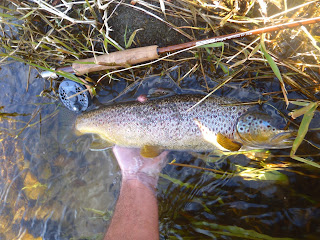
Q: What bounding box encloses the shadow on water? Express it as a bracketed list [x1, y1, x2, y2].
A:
[0, 62, 320, 240]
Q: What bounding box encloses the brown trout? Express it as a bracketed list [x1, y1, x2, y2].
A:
[75, 95, 295, 152]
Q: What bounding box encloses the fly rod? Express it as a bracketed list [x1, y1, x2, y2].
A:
[41, 16, 320, 78]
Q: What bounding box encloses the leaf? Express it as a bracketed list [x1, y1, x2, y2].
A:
[56, 70, 87, 85]
[101, 31, 123, 51]
[51, 36, 78, 53]
[291, 155, 320, 169]
[198, 42, 224, 49]
[90, 86, 97, 96]
[197, 42, 226, 73]
[0, 12, 15, 18]
[289, 100, 312, 107]
[193, 221, 295, 240]
[125, 28, 143, 49]
[289, 101, 317, 119]
[290, 102, 320, 169]
[291, 102, 317, 154]
[0, 53, 84, 85]
[19, 9, 37, 20]
[260, 34, 288, 105]
[248, 43, 261, 58]
[262, 170, 288, 182]
[159, 173, 194, 189]
[84, 208, 113, 221]
[236, 165, 288, 183]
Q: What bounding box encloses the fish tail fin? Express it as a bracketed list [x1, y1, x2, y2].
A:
[57, 107, 78, 145]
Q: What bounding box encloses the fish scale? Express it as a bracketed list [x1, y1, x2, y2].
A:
[76, 95, 250, 151]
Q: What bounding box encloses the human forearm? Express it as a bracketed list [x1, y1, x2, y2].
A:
[104, 178, 159, 240]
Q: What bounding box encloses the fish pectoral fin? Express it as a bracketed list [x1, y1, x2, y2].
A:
[90, 140, 113, 151]
[140, 145, 162, 158]
[216, 133, 242, 151]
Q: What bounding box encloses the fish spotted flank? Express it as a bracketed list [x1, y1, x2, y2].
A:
[75, 95, 294, 151]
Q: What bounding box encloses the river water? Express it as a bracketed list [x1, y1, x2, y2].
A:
[0, 61, 319, 240]
[0, 62, 119, 239]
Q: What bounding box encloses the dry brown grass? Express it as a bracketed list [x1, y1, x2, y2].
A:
[0, 0, 318, 95]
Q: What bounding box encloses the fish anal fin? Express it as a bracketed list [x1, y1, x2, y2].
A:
[90, 140, 113, 151]
[140, 145, 162, 158]
[216, 133, 242, 151]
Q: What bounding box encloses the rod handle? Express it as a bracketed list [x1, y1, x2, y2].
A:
[72, 45, 159, 75]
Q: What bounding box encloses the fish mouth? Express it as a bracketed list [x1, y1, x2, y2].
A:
[236, 110, 298, 149]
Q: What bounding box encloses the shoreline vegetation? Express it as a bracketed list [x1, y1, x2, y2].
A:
[0, 0, 320, 167]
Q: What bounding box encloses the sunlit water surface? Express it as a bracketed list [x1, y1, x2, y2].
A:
[0, 62, 319, 240]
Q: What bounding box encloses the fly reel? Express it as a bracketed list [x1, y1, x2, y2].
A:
[58, 80, 92, 112]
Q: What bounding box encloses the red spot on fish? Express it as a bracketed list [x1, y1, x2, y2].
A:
[137, 94, 148, 103]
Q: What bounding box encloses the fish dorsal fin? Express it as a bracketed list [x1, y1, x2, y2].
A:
[216, 133, 242, 151]
[140, 145, 161, 158]
[90, 140, 113, 151]
[147, 88, 174, 98]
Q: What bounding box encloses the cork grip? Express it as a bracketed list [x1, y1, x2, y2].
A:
[72, 45, 159, 75]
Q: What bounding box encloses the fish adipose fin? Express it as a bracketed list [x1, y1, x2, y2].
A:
[216, 133, 242, 151]
[140, 145, 162, 158]
[90, 139, 113, 151]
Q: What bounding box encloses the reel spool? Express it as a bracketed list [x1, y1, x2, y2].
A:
[58, 80, 91, 112]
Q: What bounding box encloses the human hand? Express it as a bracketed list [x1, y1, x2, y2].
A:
[112, 145, 168, 190]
